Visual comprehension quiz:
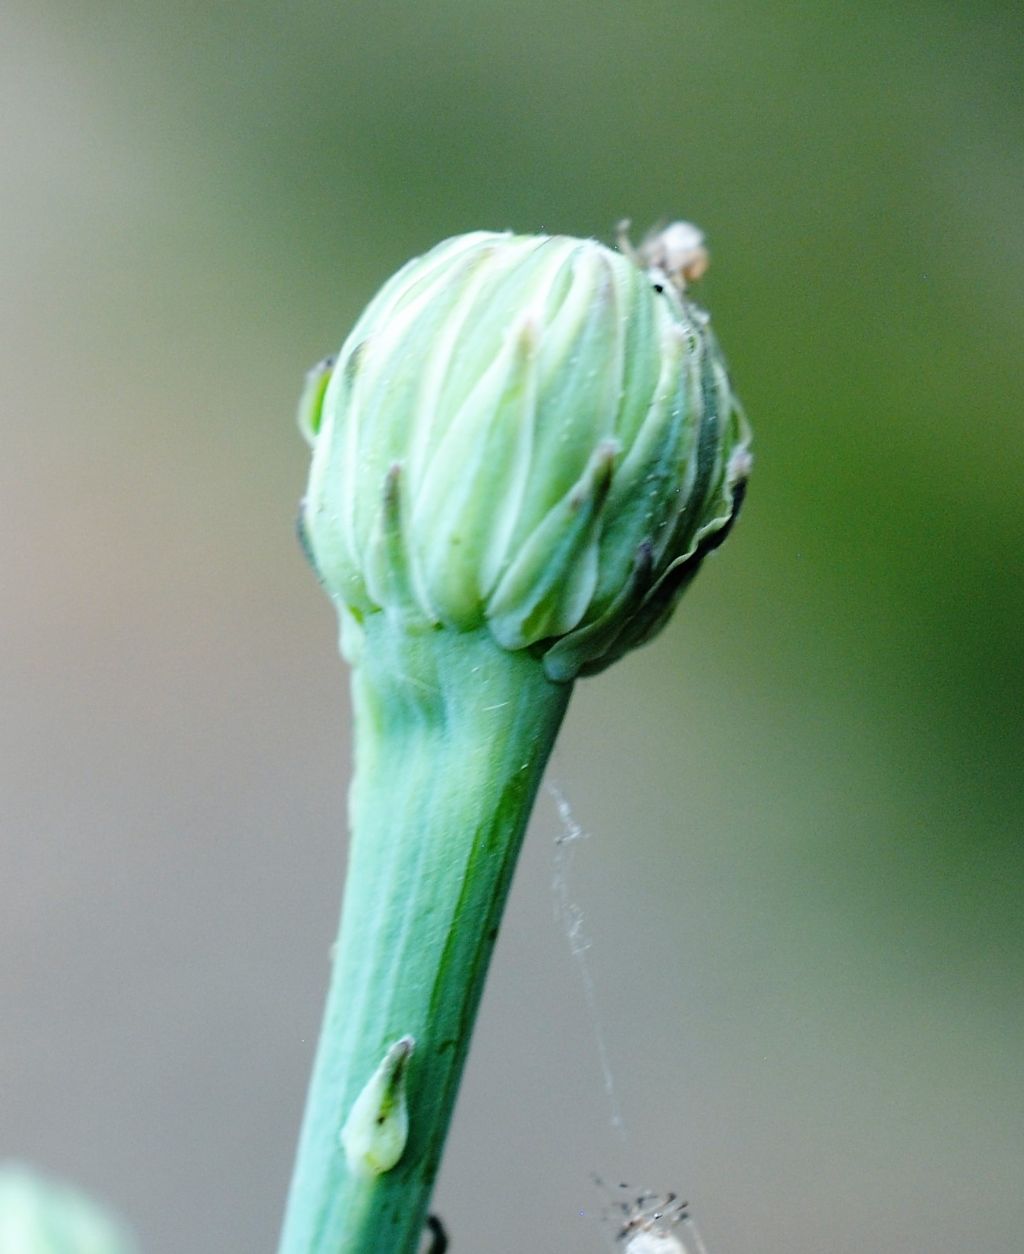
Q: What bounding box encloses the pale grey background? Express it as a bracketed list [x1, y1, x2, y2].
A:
[3, 2, 1022, 1251]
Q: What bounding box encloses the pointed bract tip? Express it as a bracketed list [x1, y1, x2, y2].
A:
[340, 1036, 416, 1177]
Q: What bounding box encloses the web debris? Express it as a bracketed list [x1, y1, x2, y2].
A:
[549, 782, 714, 1254]
[548, 779, 626, 1138]
[596, 1179, 712, 1254]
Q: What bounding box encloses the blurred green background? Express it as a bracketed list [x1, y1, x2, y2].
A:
[2, 1, 1021, 1251]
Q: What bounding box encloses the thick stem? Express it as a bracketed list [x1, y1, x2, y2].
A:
[279, 618, 572, 1254]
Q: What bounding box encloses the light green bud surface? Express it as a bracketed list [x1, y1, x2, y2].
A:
[300, 230, 750, 681]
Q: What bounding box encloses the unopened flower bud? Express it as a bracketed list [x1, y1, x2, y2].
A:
[300, 227, 750, 679]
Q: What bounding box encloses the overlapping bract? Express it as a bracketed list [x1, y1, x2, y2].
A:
[300, 231, 750, 679]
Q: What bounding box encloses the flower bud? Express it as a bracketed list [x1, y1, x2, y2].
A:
[300, 227, 750, 680]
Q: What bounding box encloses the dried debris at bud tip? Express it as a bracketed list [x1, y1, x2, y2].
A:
[617, 218, 711, 293]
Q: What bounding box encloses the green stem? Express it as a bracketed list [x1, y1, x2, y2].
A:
[279, 617, 572, 1254]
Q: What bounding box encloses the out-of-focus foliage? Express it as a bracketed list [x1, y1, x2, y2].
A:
[0, 1165, 136, 1254]
[2, 2, 1020, 1253]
